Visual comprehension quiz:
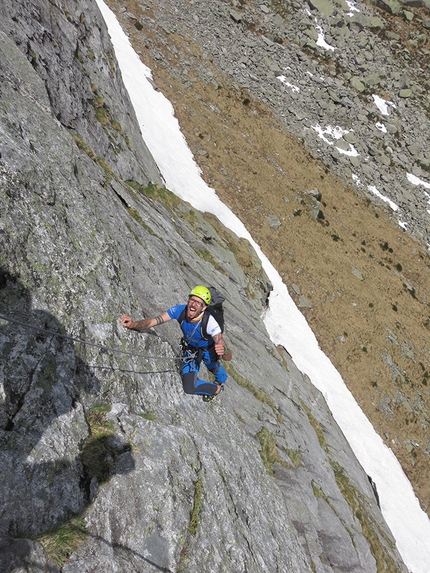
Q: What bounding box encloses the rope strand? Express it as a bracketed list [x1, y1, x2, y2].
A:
[0, 313, 184, 363]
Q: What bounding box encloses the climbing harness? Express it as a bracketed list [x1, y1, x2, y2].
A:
[180, 338, 199, 364]
[178, 316, 204, 364]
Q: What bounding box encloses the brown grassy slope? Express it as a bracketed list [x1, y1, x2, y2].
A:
[107, 0, 430, 516]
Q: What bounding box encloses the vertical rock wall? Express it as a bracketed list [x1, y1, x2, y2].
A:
[0, 1, 409, 572]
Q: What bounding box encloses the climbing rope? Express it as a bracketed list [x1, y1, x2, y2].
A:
[0, 313, 187, 365]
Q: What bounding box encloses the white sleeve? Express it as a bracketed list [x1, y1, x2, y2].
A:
[206, 315, 221, 338]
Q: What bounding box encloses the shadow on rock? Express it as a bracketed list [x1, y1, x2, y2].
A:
[0, 266, 135, 570]
[0, 536, 61, 573]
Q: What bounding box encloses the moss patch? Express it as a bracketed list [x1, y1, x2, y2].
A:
[71, 134, 117, 185]
[177, 468, 204, 573]
[37, 514, 88, 567]
[256, 426, 289, 476]
[329, 460, 398, 573]
[300, 399, 328, 451]
[126, 207, 154, 235]
[285, 446, 302, 468]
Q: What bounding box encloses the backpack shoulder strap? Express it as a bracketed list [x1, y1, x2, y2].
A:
[178, 307, 186, 326]
[201, 309, 211, 341]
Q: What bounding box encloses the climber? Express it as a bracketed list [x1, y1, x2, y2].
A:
[120, 286, 232, 402]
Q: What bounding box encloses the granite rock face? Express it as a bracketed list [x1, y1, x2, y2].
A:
[0, 1, 409, 572]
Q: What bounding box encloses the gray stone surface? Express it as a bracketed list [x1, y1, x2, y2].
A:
[0, 1, 412, 572]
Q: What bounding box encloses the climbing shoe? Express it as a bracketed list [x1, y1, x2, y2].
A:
[202, 385, 224, 402]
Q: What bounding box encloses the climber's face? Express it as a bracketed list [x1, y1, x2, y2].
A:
[186, 296, 206, 320]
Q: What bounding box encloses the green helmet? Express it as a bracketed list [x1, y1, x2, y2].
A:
[189, 286, 211, 305]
